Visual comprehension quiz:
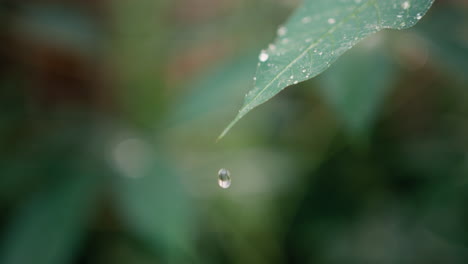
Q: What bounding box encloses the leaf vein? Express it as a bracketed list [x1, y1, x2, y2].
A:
[242, 0, 375, 113]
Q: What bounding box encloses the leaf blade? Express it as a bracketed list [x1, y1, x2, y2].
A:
[219, 0, 434, 139]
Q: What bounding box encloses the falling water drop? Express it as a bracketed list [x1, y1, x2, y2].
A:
[218, 168, 231, 189]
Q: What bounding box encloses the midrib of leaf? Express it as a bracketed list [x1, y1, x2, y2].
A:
[218, 0, 376, 140]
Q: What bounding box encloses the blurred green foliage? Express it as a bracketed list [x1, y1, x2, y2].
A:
[0, 0, 468, 263]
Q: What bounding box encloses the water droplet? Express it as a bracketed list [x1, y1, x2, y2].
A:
[328, 18, 336, 24]
[402, 1, 410, 10]
[302, 69, 306, 73]
[253, 77, 256, 81]
[397, 14, 402, 18]
[416, 13, 422, 20]
[277, 26, 287, 36]
[259, 50, 269, 62]
[319, 51, 323, 55]
[293, 80, 298, 84]
[301, 16, 312, 24]
[290, 75, 294, 79]
[218, 168, 231, 189]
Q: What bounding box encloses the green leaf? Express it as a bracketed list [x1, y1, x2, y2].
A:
[219, 0, 434, 139]
[111, 0, 171, 128]
[13, 4, 103, 56]
[0, 163, 102, 264]
[318, 36, 396, 137]
[416, 5, 468, 82]
[0, 113, 98, 202]
[165, 53, 256, 128]
[114, 150, 194, 262]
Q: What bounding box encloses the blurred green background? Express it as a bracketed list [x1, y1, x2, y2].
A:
[1, 0, 468, 263]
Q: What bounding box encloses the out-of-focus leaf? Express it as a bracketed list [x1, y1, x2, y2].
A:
[111, 0, 170, 128]
[113, 146, 193, 262]
[219, 0, 434, 139]
[422, 180, 468, 246]
[318, 35, 396, 137]
[0, 162, 102, 264]
[0, 112, 100, 202]
[166, 54, 256, 127]
[416, 5, 468, 82]
[13, 4, 103, 56]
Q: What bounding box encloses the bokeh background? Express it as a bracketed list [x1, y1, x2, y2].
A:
[1, 0, 468, 263]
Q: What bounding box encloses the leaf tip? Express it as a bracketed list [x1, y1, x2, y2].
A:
[216, 113, 243, 142]
[216, 122, 234, 142]
[216, 131, 227, 143]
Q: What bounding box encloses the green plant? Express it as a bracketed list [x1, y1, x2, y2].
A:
[2, 1, 468, 264]
[219, 0, 434, 139]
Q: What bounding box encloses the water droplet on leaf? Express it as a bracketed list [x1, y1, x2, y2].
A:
[301, 16, 311, 24]
[277, 26, 287, 36]
[402, 1, 410, 10]
[259, 50, 269, 62]
[328, 18, 336, 24]
[218, 168, 231, 189]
